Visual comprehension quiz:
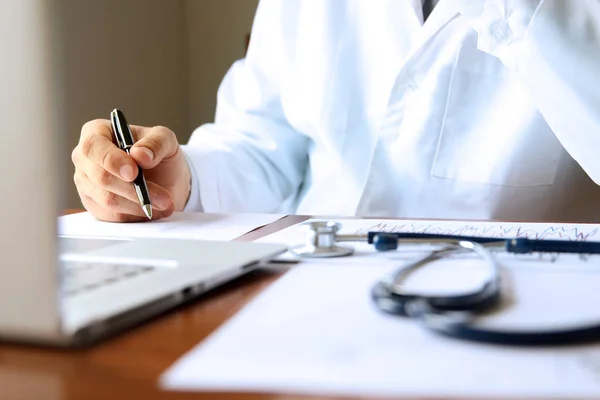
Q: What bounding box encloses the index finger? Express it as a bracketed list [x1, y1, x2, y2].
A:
[79, 119, 138, 182]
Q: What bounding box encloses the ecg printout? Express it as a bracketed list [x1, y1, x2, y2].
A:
[257, 218, 600, 253]
[353, 220, 600, 241]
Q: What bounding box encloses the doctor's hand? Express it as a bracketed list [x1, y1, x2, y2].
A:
[71, 120, 191, 222]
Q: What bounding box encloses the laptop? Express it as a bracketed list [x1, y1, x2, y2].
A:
[0, 1, 287, 347]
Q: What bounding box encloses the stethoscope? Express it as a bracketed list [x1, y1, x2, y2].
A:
[289, 221, 600, 346]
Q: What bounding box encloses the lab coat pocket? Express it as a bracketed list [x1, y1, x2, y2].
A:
[431, 45, 562, 187]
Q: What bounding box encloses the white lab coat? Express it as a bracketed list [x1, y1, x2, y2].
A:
[183, 0, 600, 222]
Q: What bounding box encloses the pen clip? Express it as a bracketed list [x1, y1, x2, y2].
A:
[110, 109, 125, 150]
[111, 108, 135, 150]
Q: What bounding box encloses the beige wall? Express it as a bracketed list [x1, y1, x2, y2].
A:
[62, 0, 258, 209]
[184, 0, 259, 132]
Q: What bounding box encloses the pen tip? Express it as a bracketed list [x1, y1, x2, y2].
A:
[142, 204, 153, 220]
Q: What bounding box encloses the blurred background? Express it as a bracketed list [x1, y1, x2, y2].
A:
[62, 0, 259, 209]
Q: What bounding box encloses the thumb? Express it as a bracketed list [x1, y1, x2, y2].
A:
[129, 126, 179, 169]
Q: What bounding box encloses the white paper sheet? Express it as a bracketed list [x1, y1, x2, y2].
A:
[58, 212, 284, 241]
[161, 253, 600, 398]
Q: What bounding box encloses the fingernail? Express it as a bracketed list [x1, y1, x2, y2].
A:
[139, 147, 154, 162]
[154, 193, 170, 210]
[120, 165, 134, 181]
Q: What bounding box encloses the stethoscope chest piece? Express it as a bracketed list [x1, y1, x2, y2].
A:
[290, 221, 354, 258]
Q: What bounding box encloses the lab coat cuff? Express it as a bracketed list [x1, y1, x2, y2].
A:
[180, 145, 204, 212]
[457, 0, 543, 70]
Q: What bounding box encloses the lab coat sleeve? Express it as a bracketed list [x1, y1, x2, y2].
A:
[182, 0, 309, 213]
[456, 0, 600, 185]
[181, 145, 203, 212]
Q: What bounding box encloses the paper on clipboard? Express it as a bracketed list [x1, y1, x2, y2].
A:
[161, 218, 600, 397]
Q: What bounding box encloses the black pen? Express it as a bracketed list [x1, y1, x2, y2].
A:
[110, 109, 153, 219]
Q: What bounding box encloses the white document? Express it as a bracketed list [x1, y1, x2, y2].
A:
[161, 253, 600, 398]
[58, 212, 284, 241]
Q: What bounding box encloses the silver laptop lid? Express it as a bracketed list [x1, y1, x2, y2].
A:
[0, 0, 66, 341]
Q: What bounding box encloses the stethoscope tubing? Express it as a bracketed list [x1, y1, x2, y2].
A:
[370, 240, 600, 346]
[422, 317, 600, 346]
[372, 282, 600, 346]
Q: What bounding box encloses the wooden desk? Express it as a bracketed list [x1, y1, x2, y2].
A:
[1, 214, 344, 400]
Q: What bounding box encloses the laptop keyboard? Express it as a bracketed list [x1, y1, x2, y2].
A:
[62, 261, 155, 296]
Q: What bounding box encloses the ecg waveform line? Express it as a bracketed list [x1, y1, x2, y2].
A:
[355, 223, 600, 242]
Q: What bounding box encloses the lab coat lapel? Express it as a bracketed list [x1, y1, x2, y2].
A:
[409, 0, 425, 25]
[378, 0, 459, 136]
[410, 0, 459, 55]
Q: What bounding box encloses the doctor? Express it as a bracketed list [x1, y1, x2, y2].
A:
[71, 0, 600, 223]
